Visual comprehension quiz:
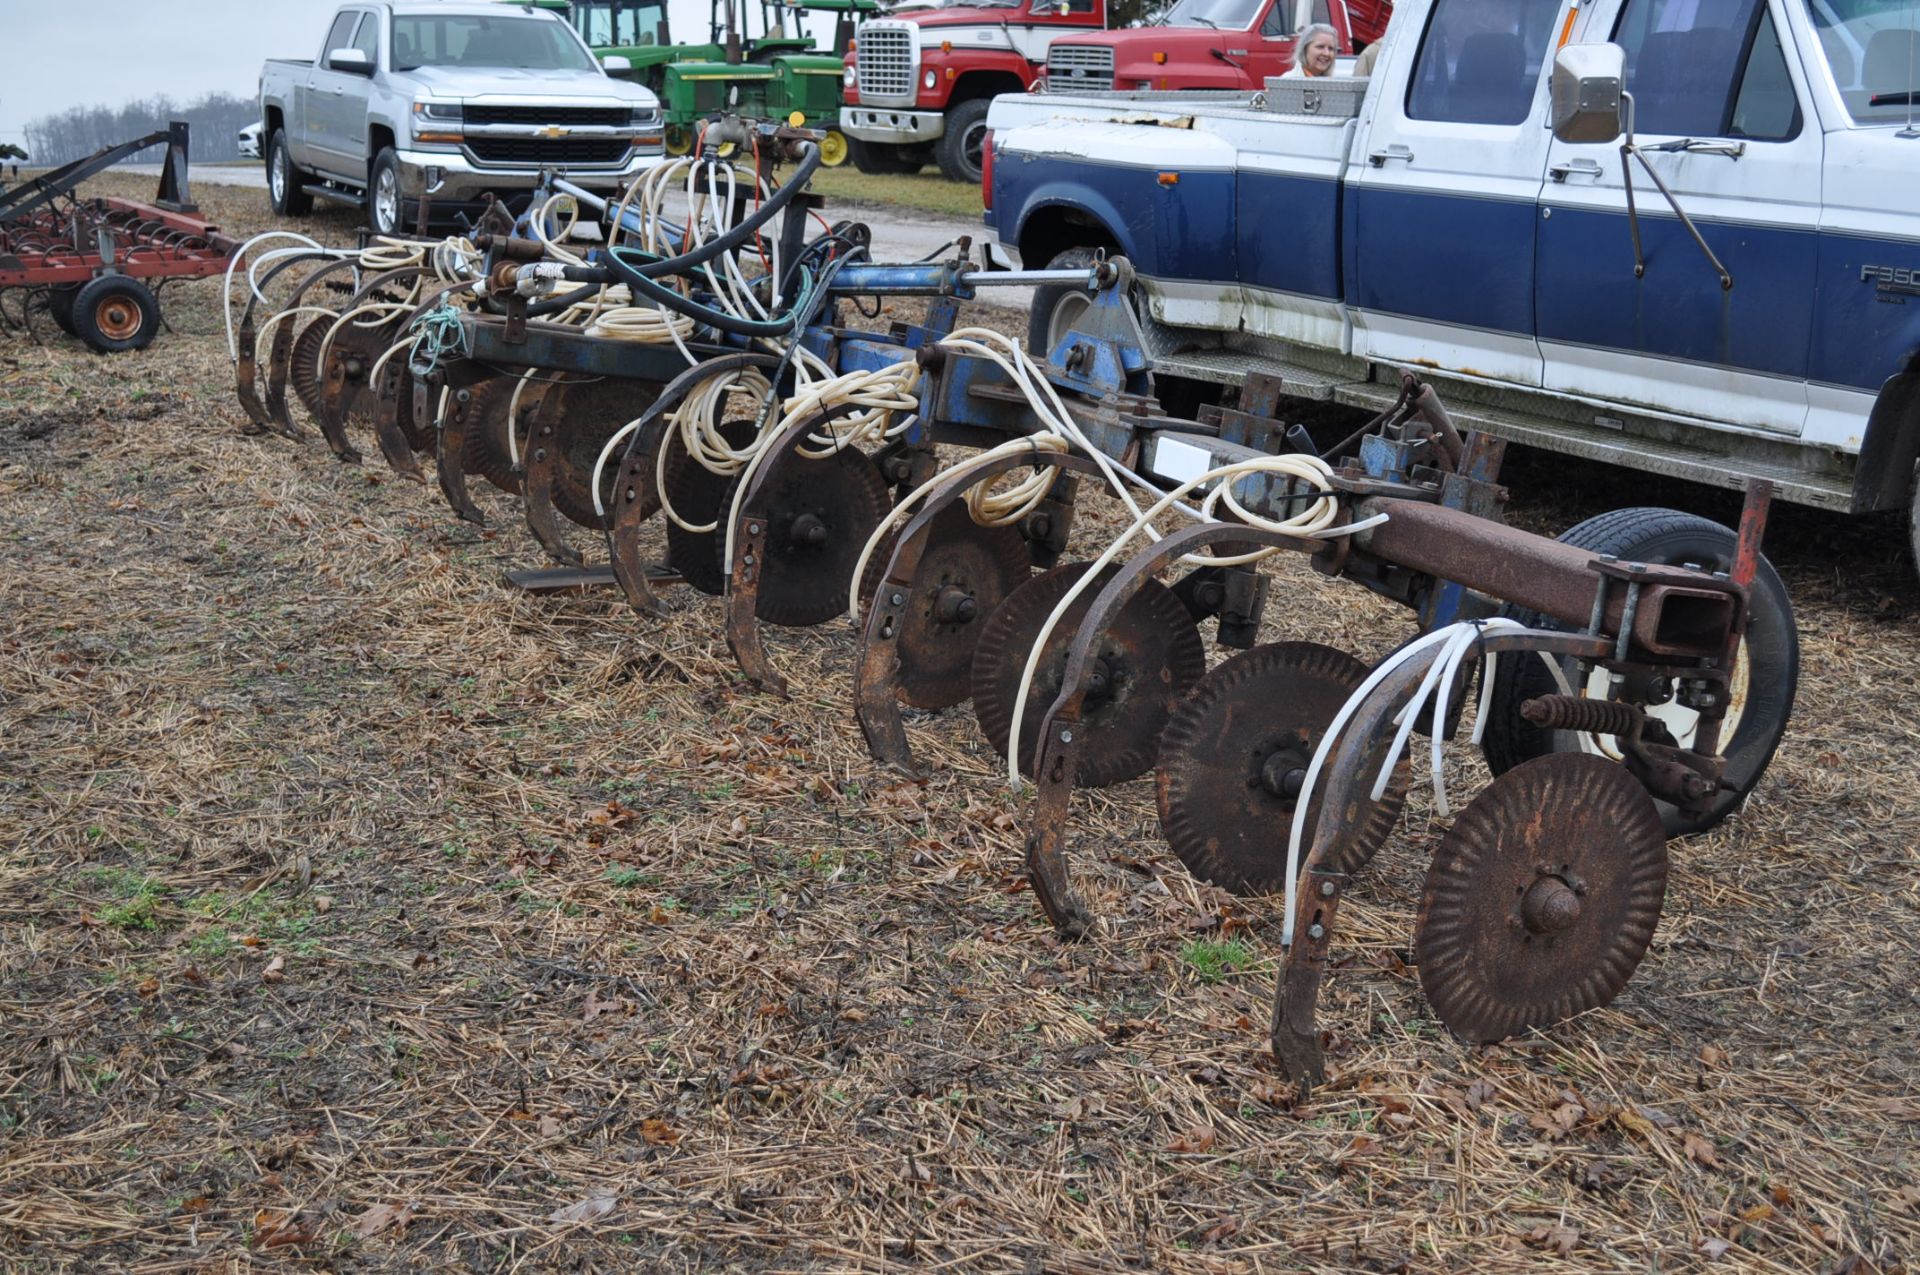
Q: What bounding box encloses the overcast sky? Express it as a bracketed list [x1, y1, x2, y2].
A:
[0, 0, 836, 146]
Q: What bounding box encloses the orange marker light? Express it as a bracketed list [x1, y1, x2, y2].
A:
[1157, 171, 1179, 186]
[1556, 1, 1581, 49]
[942, 39, 953, 52]
[1153, 50, 1167, 63]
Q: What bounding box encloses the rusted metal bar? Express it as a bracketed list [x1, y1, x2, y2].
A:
[1352, 499, 1738, 659]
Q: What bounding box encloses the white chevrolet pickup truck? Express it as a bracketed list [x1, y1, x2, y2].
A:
[987, 0, 1920, 566]
[260, 1, 665, 234]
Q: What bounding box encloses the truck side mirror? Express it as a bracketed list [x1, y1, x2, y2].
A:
[1550, 43, 1625, 144]
[602, 54, 634, 72]
[327, 48, 375, 76]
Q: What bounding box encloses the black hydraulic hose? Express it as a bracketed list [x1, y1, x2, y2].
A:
[601, 140, 823, 285]
[615, 264, 803, 337]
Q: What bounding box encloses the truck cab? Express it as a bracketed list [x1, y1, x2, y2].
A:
[988, 0, 1920, 555]
[1043, 0, 1384, 93]
[841, 0, 1107, 182]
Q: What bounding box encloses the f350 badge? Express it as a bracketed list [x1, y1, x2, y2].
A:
[1862, 264, 1920, 300]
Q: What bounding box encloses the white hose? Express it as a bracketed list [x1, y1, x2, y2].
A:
[1279, 619, 1578, 948]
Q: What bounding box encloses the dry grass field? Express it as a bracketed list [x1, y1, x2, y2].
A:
[1, 172, 1916, 1273]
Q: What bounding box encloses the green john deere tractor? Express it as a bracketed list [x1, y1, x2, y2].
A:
[554, 0, 874, 165]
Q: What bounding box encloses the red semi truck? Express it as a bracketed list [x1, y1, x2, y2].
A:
[841, 0, 1389, 184]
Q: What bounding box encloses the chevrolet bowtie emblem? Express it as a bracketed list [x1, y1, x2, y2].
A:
[538, 126, 571, 138]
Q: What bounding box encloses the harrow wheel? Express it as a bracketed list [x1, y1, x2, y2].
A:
[725, 445, 892, 628]
[1156, 642, 1409, 894]
[1415, 752, 1668, 1044]
[47, 285, 79, 335]
[663, 417, 760, 596]
[971, 562, 1205, 788]
[73, 276, 159, 354]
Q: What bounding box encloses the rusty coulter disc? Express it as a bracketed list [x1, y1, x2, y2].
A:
[287, 320, 330, 423]
[970, 561, 1205, 788]
[727, 445, 892, 628]
[885, 504, 1033, 710]
[1415, 752, 1669, 1044]
[457, 377, 523, 495]
[1155, 642, 1409, 894]
[542, 378, 661, 528]
[663, 417, 760, 596]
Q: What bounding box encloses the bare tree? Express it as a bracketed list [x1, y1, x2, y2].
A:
[22, 92, 259, 167]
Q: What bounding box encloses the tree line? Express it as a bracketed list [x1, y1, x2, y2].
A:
[21, 92, 259, 167]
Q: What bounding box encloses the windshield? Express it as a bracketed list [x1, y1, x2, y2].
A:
[391, 15, 599, 71]
[569, 1, 668, 46]
[1162, 0, 1267, 30]
[1804, 0, 1920, 122]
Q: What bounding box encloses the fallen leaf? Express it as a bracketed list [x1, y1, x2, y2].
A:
[351, 1202, 414, 1240]
[1344, 1134, 1381, 1158]
[1464, 1080, 1496, 1112]
[261, 955, 285, 984]
[538, 1115, 564, 1138]
[1697, 1236, 1734, 1260]
[1698, 1044, 1731, 1068]
[1741, 1202, 1775, 1223]
[1167, 1126, 1217, 1154]
[640, 1118, 682, 1146]
[1201, 1216, 1242, 1245]
[1891, 1184, 1920, 1214]
[1056, 1095, 1103, 1121]
[1531, 1101, 1585, 1141]
[582, 989, 629, 1020]
[313, 896, 333, 914]
[1246, 1078, 1294, 1107]
[1524, 1223, 1580, 1256]
[136, 977, 160, 998]
[839, 1007, 867, 1023]
[252, 1208, 316, 1248]
[1683, 1132, 1722, 1169]
[548, 1194, 617, 1225]
[177, 1195, 210, 1214]
[1771, 1183, 1793, 1208]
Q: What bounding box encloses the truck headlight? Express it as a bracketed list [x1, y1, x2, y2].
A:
[843, 65, 856, 88]
[630, 107, 662, 130]
[923, 70, 937, 90]
[412, 100, 464, 142]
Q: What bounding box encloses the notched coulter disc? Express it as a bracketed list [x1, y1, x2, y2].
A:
[970, 561, 1205, 788]
[545, 378, 660, 528]
[1415, 752, 1669, 1044]
[888, 504, 1033, 710]
[1155, 641, 1409, 894]
[457, 377, 523, 495]
[664, 417, 760, 596]
[733, 445, 892, 628]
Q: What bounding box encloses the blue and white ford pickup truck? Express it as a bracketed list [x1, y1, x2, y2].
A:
[986, 0, 1920, 562]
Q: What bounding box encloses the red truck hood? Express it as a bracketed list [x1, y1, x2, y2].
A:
[1049, 25, 1231, 52]
[893, 6, 1050, 26]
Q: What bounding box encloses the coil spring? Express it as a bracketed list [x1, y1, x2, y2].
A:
[1518, 694, 1644, 737]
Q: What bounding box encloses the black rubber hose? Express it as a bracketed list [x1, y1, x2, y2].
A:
[602, 140, 822, 284]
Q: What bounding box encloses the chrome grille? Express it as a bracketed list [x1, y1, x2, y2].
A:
[856, 26, 915, 103]
[1046, 45, 1114, 93]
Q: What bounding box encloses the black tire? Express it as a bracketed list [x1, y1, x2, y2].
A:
[848, 137, 917, 175]
[1026, 247, 1100, 357]
[367, 147, 404, 236]
[47, 285, 80, 335]
[71, 275, 161, 354]
[936, 98, 991, 185]
[267, 130, 314, 216]
[1481, 507, 1798, 837]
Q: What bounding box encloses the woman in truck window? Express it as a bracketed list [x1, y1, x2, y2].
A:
[1283, 22, 1341, 76]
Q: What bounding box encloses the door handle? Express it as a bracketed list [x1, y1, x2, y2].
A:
[1549, 157, 1603, 182]
[1367, 144, 1414, 167]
